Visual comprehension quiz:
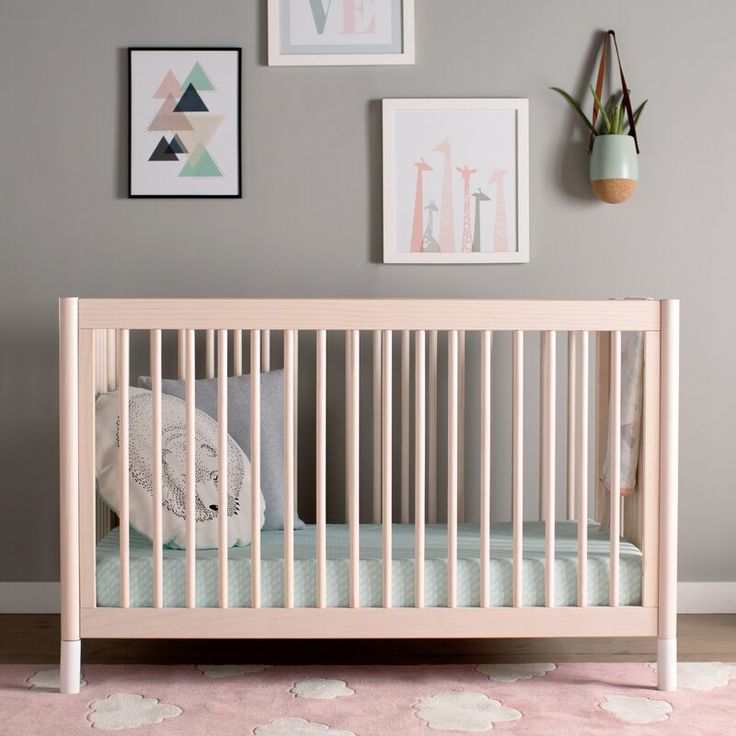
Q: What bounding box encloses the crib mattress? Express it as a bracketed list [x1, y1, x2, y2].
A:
[96, 521, 642, 608]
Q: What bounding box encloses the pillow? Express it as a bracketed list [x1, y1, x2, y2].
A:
[139, 371, 304, 531]
[96, 387, 264, 549]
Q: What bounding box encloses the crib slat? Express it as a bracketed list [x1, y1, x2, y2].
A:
[234, 329, 243, 376]
[414, 331, 426, 608]
[609, 330, 622, 606]
[347, 329, 360, 608]
[177, 329, 186, 380]
[150, 330, 163, 609]
[382, 330, 393, 608]
[78, 330, 96, 610]
[427, 330, 438, 523]
[641, 331, 661, 608]
[512, 330, 524, 608]
[542, 331, 556, 607]
[107, 328, 116, 390]
[594, 333, 611, 520]
[185, 329, 196, 608]
[217, 330, 229, 608]
[117, 329, 130, 609]
[401, 330, 410, 524]
[345, 338, 350, 520]
[294, 330, 299, 516]
[480, 330, 492, 608]
[251, 330, 261, 609]
[284, 329, 296, 608]
[576, 331, 589, 607]
[447, 330, 459, 608]
[458, 330, 466, 522]
[206, 329, 215, 379]
[567, 331, 576, 520]
[373, 330, 382, 524]
[316, 330, 327, 608]
[262, 329, 271, 372]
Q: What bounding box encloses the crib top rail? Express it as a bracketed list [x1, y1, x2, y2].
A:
[73, 298, 662, 331]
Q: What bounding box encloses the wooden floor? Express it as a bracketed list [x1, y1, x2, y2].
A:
[1, 614, 734, 664]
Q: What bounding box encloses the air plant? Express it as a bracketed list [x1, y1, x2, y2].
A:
[550, 85, 647, 136]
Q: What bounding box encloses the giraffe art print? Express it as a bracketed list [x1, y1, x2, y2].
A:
[383, 99, 529, 264]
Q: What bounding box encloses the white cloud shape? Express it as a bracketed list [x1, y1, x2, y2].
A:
[291, 678, 355, 700]
[649, 661, 736, 691]
[197, 664, 272, 679]
[254, 717, 356, 736]
[27, 669, 87, 692]
[414, 691, 521, 731]
[88, 693, 181, 731]
[476, 663, 556, 683]
[600, 695, 672, 724]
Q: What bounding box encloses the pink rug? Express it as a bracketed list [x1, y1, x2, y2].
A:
[2, 661, 735, 734]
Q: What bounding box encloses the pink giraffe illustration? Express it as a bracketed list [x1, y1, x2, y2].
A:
[456, 165, 477, 252]
[410, 159, 433, 252]
[489, 168, 509, 251]
[432, 138, 456, 252]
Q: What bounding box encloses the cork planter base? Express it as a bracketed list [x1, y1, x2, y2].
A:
[591, 178, 637, 204]
[589, 134, 639, 204]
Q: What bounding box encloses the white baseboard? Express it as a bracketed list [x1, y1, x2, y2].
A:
[677, 582, 736, 614]
[0, 582, 60, 613]
[1, 581, 735, 615]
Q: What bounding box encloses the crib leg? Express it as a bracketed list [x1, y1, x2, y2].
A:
[657, 637, 676, 691]
[60, 640, 81, 694]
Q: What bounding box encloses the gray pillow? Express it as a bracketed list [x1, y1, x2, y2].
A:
[139, 370, 304, 531]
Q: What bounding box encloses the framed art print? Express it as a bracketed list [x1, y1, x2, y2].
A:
[382, 99, 529, 264]
[268, 0, 414, 66]
[129, 48, 241, 198]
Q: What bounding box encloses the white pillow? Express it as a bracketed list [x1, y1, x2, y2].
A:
[96, 387, 264, 548]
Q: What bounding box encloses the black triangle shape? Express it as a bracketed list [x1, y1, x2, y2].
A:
[149, 136, 179, 162]
[169, 134, 187, 154]
[173, 83, 208, 113]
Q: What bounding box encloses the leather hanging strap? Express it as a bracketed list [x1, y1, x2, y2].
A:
[588, 30, 640, 154]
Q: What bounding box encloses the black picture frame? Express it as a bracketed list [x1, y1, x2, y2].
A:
[128, 47, 242, 199]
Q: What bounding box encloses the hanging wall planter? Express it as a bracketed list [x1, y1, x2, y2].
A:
[590, 133, 638, 203]
[551, 30, 646, 204]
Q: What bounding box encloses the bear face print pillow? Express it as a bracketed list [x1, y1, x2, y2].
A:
[96, 387, 264, 548]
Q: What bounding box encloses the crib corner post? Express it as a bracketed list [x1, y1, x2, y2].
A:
[657, 299, 679, 692]
[59, 298, 81, 693]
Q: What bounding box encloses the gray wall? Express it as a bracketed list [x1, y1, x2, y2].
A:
[1, 0, 733, 582]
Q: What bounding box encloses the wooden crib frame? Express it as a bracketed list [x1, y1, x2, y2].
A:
[59, 298, 679, 693]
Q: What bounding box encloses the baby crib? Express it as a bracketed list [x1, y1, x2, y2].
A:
[59, 298, 679, 693]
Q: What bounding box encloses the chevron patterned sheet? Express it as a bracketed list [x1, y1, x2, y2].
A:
[96, 521, 642, 608]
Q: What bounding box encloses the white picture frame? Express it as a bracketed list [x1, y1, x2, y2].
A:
[268, 0, 415, 66]
[382, 98, 530, 264]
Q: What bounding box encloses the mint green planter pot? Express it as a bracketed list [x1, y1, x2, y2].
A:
[589, 134, 639, 203]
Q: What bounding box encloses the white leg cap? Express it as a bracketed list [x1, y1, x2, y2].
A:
[60, 640, 81, 694]
[657, 637, 677, 691]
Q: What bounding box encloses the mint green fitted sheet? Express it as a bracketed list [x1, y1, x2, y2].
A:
[96, 521, 642, 608]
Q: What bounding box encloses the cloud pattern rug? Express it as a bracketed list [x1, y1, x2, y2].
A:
[2, 662, 735, 734]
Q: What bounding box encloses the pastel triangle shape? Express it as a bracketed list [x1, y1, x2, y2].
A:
[147, 94, 177, 131]
[179, 144, 222, 177]
[160, 112, 194, 131]
[181, 62, 215, 92]
[189, 114, 224, 146]
[176, 115, 224, 154]
[154, 70, 181, 99]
